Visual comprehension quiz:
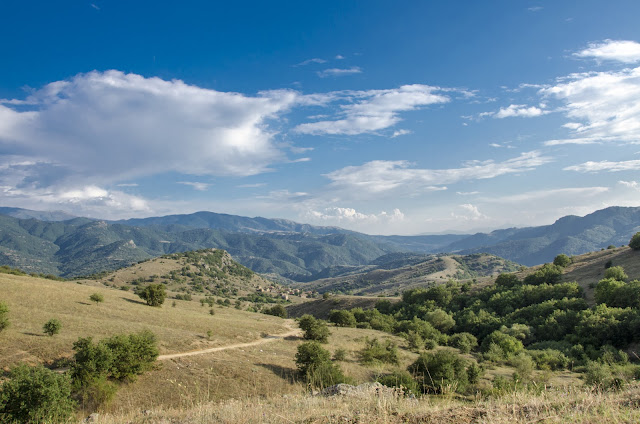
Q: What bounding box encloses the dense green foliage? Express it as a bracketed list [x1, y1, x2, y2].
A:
[295, 342, 346, 388]
[358, 337, 400, 365]
[408, 349, 478, 393]
[89, 293, 104, 304]
[0, 364, 76, 423]
[263, 304, 288, 318]
[137, 284, 166, 306]
[376, 370, 420, 394]
[43, 318, 62, 336]
[0, 301, 8, 333]
[329, 309, 357, 327]
[553, 254, 571, 267]
[298, 315, 331, 343]
[629, 232, 640, 250]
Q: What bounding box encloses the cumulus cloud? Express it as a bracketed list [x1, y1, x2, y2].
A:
[491, 104, 549, 118]
[295, 84, 450, 135]
[0, 70, 299, 185]
[325, 151, 552, 194]
[563, 159, 640, 173]
[306, 206, 404, 224]
[452, 204, 487, 221]
[540, 66, 640, 144]
[316, 67, 362, 78]
[574, 39, 640, 64]
[391, 129, 412, 138]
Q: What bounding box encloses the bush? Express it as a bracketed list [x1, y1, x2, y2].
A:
[509, 352, 535, 381]
[377, 371, 420, 394]
[332, 348, 348, 361]
[584, 361, 623, 390]
[43, 318, 62, 336]
[0, 364, 75, 423]
[553, 254, 572, 268]
[604, 266, 627, 282]
[358, 337, 399, 365]
[137, 284, 166, 306]
[448, 332, 478, 353]
[298, 314, 330, 343]
[408, 349, 473, 393]
[89, 293, 104, 305]
[328, 309, 356, 327]
[0, 301, 9, 333]
[528, 349, 570, 370]
[264, 304, 288, 318]
[629, 232, 640, 250]
[481, 330, 524, 359]
[295, 342, 345, 388]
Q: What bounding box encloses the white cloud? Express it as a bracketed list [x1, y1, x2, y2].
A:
[237, 183, 267, 188]
[295, 58, 327, 66]
[563, 159, 640, 173]
[306, 206, 404, 224]
[492, 104, 549, 118]
[391, 129, 412, 138]
[0, 70, 298, 185]
[116, 183, 139, 187]
[317, 67, 362, 78]
[481, 186, 610, 204]
[452, 203, 487, 221]
[527, 6, 543, 12]
[177, 181, 210, 191]
[618, 180, 639, 190]
[456, 191, 480, 195]
[574, 39, 640, 64]
[295, 84, 450, 135]
[540, 66, 640, 144]
[335, 55, 345, 60]
[325, 151, 552, 195]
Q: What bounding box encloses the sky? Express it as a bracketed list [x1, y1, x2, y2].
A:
[1, 1, 640, 235]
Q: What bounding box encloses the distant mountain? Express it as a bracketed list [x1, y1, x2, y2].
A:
[0, 207, 77, 221]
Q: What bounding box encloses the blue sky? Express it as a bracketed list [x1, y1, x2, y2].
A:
[1, 1, 640, 234]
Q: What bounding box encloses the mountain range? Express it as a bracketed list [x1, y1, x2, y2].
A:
[0, 206, 638, 279]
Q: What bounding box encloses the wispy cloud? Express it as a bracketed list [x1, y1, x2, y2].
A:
[563, 159, 640, 173]
[488, 104, 550, 118]
[325, 151, 553, 195]
[295, 58, 327, 67]
[317, 67, 363, 78]
[574, 39, 640, 64]
[237, 183, 267, 188]
[527, 6, 543, 12]
[177, 181, 210, 191]
[391, 129, 412, 138]
[116, 183, 139, 187]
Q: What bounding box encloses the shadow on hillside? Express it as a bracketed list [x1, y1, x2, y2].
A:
[284, 335, 301, 341]
[121, 297, 147, 305]
[23, 332, 45, 337]
[76, 301, 91, 305]
[257, 363, 298, 384]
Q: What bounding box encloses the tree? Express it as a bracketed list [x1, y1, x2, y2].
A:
[0, 364, 75, 423]
[0, 301, 9, 333]
[328, 309, 356, 327]
[138, 284, 166, 306]
[604, 266, 627, 282]
[298, 314, 330, 343]
[43, 318, 62, 336]
[89, 293, 104, 305]
[264, 304, 288, 318]
[295, 341, 345, 388]
[553, 254, 572, 268]
[629, 232, 640, 250]
[408, 349, 474, 393]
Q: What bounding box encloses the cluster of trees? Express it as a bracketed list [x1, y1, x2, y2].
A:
[0, 330, 158, 422]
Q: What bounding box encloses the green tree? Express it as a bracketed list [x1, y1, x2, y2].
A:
[264, 304, 288, 318]
[43, 318, 62, 336]
[604, 266, 627, 282]
[298, 314, 330, 343]
[481, 330, 524, 359]
[358, 337, 399, 365]
[0, 364, 75, 423]
[408, 349, 474, 393]
[89, 293, 104, 305]
[328, 309, 356, 327]
[448, 332, 478, 354]
[629, 232, 640, 250]
[553, 254, 572, 268]
[0, 301, 9, 333]
[138, 283, 166, 307]
[295, 342, 345, 388]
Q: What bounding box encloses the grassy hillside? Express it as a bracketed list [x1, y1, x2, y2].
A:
[299, 253, 520, 296]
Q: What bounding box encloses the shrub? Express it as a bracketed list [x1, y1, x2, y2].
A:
[332, 348, 347, 361]
[406, 330, 424, 351]
[298, 314, 330, 343]
[137, 283, 166, 306]
[358, 337, 399, 365]
[328, 309, 356, 327]
[448, 332, 478, 353]
[0, 301, 9, 333]
[295, 342, 345, 388]
[408, 349, 472, 393]
[528, 349, 570, 370]
[509, 352, 535, 381]
[89, 293, 104, 305]
[553, 254, 572, 268]
[629, 232, 640, 250]
[604, 266, 627, 282]
[481, 331, 524, 359]
[264, 304, 288, 318]
[0, 364, 75, 423]
[424, 308, 455, 333]
[43, 318, 62, 336]
[377, 371, 420, 394]
[584, 361, 623, 390]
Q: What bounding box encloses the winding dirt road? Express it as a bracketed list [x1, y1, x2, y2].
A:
[157, 327, 301, 360]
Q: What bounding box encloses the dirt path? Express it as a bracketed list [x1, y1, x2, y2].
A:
[157, 327, 301, 360]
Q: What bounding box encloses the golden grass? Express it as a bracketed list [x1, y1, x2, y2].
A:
[0, 273, 289, 368]
[93, 383, 640, 424]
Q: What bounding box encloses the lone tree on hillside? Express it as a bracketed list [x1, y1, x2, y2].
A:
[629, 232, 640, 250]
[43, 319, 62, 337]
[298, 314, 330, 343]
[553, 254, 572, 268]
[137, 284, 166, 307]
[0, 301, 9, 333]
[89, 293, 104, 305]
